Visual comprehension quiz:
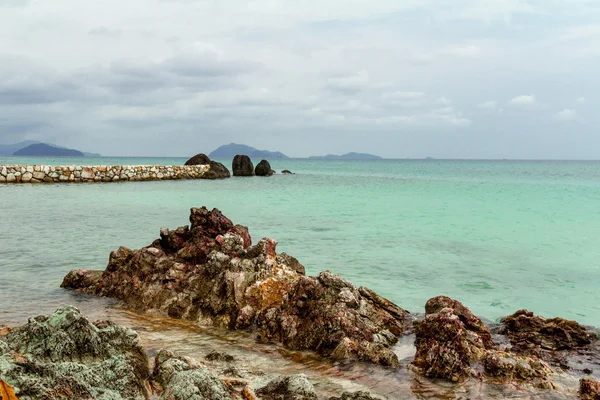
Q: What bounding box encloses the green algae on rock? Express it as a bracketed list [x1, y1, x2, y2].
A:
[0, 306, 149, 400]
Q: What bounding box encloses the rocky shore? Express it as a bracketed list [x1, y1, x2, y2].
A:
[55, 207, 600, 399]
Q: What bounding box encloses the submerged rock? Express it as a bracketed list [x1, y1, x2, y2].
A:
[281, 170, 293, 174]
[185, 153, 211, 166]
[232, 155, 254, 176]
[0, 306, 149, 400]
[255, 159, 274, 176]
[62, 206, 411, 367]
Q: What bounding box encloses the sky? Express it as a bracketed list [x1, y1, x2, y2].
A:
[0, 0, 599, 159]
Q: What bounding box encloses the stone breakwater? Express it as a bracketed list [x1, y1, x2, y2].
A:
[0, 164, 210, 183]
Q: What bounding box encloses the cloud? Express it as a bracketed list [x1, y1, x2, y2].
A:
[553, 109, 580, 121]
[561, 24, 600, 41]
[509, 95, 536, 106]
[577, 96, 586, 103]
[88, 27, 122, 38]
[324, 71, 371, 95]
[445, 45, 481, 58]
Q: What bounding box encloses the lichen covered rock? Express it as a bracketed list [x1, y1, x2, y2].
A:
[151, 350, 232, 400]
[0, 306, 149, 400]
[253, 374, 318, 400]
[62, 207, 410, 366]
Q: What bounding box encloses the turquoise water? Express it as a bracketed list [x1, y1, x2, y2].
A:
[1, 157, 600, 327]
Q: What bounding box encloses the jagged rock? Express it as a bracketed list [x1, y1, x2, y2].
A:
[501, 309, 597, 357]
[185, 153, 211, 165]
[62, 207, 411, 367]
[413, 297, 552, 387]
[329, 391, 384, 400]
[0, 306, 149, 400]
[201, 161, 231, 180]
[580, 377, 600, 399]
[255, 159, 274, 176]
[205, 350, 235, 363]
[151, 350, 233, 400]
[253, 374, 318, 400]
[232, 155, 254, 176]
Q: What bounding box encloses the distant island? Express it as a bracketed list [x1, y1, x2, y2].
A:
[0, 141, 100, 157]
[309, 152, 383, 160]
[13, 143, 85, 157]
[209, 143, 288, 159]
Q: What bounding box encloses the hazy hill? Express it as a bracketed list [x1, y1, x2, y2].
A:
[13, 143, 85, 157]
[0, 141, 100, 157]
[209, 143, 288, 159]
[309, 152, 383, 160]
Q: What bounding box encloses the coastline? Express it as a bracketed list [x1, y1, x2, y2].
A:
[0, 164, 210, 183]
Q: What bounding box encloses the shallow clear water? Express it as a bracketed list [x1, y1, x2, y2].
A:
[1, 157, 600, 328]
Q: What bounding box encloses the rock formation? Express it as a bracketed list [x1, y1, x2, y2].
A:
[413, 296, 553, 387]
[62, 207, 411, 367]
[232, 155, 254, 176]
[185, 153, 211, 166]
[254, 160, 274, 176]
[0, 306, 150, 399]
[202, 161, 231, 180]
[580, 377, 600, 399]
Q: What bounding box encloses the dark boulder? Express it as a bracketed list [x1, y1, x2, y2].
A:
[201, 161, 231, 180]
[281, 170, 293, 174]
[255, 159, 274, 176]
[232, 154, 254, 176]
[185, 153, 211, 165]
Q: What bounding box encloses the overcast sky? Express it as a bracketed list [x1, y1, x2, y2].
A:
[0, 0, 598, 158]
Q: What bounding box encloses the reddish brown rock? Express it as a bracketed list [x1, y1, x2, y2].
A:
[580, 377, 600, 399]
[413, 297, 552, 387]
[62, 207, 411, 366]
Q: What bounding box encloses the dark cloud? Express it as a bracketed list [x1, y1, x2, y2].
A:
[0, 81, 81, 105]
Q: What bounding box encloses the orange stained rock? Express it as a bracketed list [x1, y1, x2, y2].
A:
[0, 379, 19, 400]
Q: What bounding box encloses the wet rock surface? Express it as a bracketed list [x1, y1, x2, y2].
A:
[413, 296, 553, 388]
[0, 306, 149, 400]
[255, 160, 274, 176]
[253, 374, 318, 400]
[62, 207, 411, 367]
[232, 155, 254, 176]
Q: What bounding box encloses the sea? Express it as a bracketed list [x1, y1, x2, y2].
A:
[1, 156, 599, 397]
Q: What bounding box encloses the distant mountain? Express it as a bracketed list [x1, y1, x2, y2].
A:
[0, 141, 100, 157]
[13, 143, 85, 157]
[0, 140, 41, 156]
[309, 152, 383, 160]
[209, 143, 288, 159]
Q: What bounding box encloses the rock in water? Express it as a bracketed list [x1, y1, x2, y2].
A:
[413, 296, 552, 386]
[185, 153, 211, 165]
[501, 309, 597, 356]
[281, 170, 293, 174]
[62, 206, 411, 366]
[232, 154, 254, 176]
[201, 161, 231, 180]
[255, 159, 274, 176]
[0, 306, 150, 400]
